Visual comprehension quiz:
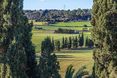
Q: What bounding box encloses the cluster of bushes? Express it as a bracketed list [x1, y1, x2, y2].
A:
[54, 28, 79, 34]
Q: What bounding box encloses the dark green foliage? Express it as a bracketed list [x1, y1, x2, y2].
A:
[62, 37, 65, 49]
[39, 37, 60, 78]
[6, 43, 28, 78]
[64, 37, 68, 48]
[55, 40, 61, 51]
[79, 33, 84, 47]
[0, 0, 37, 77]
[65, 65, 90, 78]
[22, 19, 37, 78]
[85, 37, 94, 48]
[85, 37, 89, 47]
[74, 36, 78, 48]
[73, 66, 89, 78]
[73, 37, 76, 48]
[91, 0, 117, 77]
[24, 9, 91, 22]
[52, 38, 55, 51]
[65, 65, 75, 78]
[68, 37, 72, 49]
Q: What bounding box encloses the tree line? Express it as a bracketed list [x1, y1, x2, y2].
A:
[51, 33, 94, 51]
[24, 9, 91, 23]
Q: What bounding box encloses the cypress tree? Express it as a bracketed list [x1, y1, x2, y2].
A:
[75, 36, 78, 48]
[79, 33, 84, 47]
[55, 40, 61, 51]
[68, 37, 72, 49]
[39, 37, 60, 78]
[92, 0, 117, 77]
[64, 37, 68, 48]
[52, 38, 55, 51]
[85, 37, 89, 47]
[0, 0, 37, 77]
[73, 37, 76, 48]
[62, 37, 65, 49]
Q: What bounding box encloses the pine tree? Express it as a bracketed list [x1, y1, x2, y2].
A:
[91, 0, 117, 77]
[39, 37, 60, 78]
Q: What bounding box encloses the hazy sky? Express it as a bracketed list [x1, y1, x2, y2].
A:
[24, 0, 93, 10]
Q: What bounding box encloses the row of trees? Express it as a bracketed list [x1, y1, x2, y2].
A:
[51, 34, 94, 51]
[24, 9, 91, 23]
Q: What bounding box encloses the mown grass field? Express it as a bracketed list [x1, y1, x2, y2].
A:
[50, 21, 91, 27]
[32, 21, 93, 78]
[58, 50, 93, 78]
[33, 21, 92, 31]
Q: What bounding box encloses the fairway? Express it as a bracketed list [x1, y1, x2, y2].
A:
[33, 21, 92, 31]
[51, 21, 91, 27]
[32, 31, 91, 52]
[32, 21, 93, 78]
[36, 50, 93, 78]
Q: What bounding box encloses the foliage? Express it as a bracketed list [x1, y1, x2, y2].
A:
[65, 65, 90, 78]
[65, 65, 75, 78]
[39, 37, 60, 78]
[24, 9, 91, 23]
[91, 0, 117, 77]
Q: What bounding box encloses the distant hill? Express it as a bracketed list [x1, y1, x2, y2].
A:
[24, 9, 91, 23]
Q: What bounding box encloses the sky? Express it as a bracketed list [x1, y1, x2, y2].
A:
[23, 0, 93, 10]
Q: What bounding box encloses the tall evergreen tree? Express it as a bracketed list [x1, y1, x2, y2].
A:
[64, 37, 68, 48]
[85, 37, 89, 47]
[0, 0, 37, 77]
[79, 33, 84, 47]
[51, 38, 55, 51]
[39, 37, 60, 78]
[73, 37, 76, 48]
[55, 40, 61, 51]
[62, 37, 65, 49]
[68, 37, 72, 49]
[91, 0, 117, 77]
[74, 36, 78, 48]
